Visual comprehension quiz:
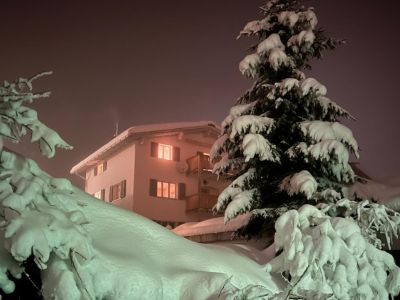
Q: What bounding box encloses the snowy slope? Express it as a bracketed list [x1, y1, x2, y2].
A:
[0, 152, 283, 299]
[77, 190, 282, 299]
[172, 213, 251, 237]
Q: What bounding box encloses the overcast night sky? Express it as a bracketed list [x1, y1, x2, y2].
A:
[0, 0, 399, 187]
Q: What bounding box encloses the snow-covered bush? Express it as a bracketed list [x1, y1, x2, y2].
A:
[266, 204, 400, 299]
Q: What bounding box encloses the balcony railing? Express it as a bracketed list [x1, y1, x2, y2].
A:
[186, 153, 213, 174]
[186, 192, 218, 212]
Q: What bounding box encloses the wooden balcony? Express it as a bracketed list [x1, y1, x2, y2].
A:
[186, 190, 218, 212]
[186, 153, 213, 174]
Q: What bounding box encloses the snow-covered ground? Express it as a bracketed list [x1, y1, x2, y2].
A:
[0, 151, 283, 299]
[173, 213, 251, 237]
[68, 189, 282, 299]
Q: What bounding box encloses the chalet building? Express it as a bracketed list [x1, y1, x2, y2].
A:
[70, 121, 227, 227]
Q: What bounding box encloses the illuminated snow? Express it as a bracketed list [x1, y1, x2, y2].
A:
[280, 170, 318, 199]
[0, 151, 283, 299]
[300, 77, 327, 96]
[277, 11, 299, 28]
[265, 204, 400, 299]
[256, 33, 285, 55]
[299, 120, 359, 156]
[239, 53, 261, 78]
[242, 133, 279, 162]
[268, 48, 290, 70]
[230, 115, 274, 140]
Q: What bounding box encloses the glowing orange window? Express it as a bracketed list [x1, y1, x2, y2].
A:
[158, 143, 173, 160]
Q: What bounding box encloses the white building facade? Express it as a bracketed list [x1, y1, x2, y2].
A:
[70, 121, 227, 227]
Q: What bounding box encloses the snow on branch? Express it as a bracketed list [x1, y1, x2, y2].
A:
[237, 18, 271, 39]
[215, 169, 256, 213]
[210, 134, 228, 162]
[266, 204, 400, 299]
[224, 189, 259, 223]
[220, 101, 257, 133]
[212, 155, 243, 176]
[0, 73, 72, 158]
[318, 96, 353, 119]
[287, 140, 355, 182]
[256, 33, 285, 56]
[279, 170, 318, 199]
[320, 198, 400, 250]
[230, 115, 274, 141]
[299, 120, 359, 156]
[300, 77, 327, 96]
[242, 133, 280, 163]
[239, 53, 261, 78]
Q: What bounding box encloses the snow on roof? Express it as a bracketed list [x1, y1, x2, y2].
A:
[172, 213, 251, 237]
[70, 121, 219, 174]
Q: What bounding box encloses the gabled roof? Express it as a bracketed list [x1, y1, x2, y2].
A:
[70, 121, 220, 175]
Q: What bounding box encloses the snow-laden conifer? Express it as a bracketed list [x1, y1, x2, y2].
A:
[211, 0, 359, 231]
[212, 1, 400, 298]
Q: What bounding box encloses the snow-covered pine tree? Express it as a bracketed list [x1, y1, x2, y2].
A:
[210, 0, 362, 236]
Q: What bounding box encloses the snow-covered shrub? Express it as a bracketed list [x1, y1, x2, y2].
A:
[266, 204, 400, 299]
[319, 198, 400, 250]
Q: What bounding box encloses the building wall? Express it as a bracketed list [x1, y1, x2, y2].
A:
[133, 130, 223, 223]
[85, 144, 135, 211]
[83, 128, 228, 225]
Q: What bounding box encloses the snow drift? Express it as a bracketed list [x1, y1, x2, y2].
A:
[0, 150, 283, 299]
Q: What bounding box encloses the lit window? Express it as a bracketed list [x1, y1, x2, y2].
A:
[157, 181, 162, 197]
[169, 183, 176, 199]
[158, 144, 173, 160]
[162, 182, 169, 197]
[93, 189, 105, 200]
[94, 161, 107, 176]
[154, 180, 177, 199]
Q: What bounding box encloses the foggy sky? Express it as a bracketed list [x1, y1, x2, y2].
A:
[0, 0, 399, 188]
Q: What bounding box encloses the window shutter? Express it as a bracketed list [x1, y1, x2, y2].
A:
[149, 179, 157, 196]
[120, 180, 126, 198]
[109, 185, 113, 201]
[103, 161, 107, 171]
[173, 146, 180, 162]
[178, 183, 186, 200]
[150, 142, 158, 157]
[101, 189, 105, 201]
[94, 166, 98, 176]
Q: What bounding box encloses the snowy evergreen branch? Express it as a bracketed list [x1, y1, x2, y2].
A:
[0, 72, 72, 158]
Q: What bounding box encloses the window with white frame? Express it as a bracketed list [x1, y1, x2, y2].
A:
[150, 142, 180, 161]
[158, 143, 172, 160]
[156, 181, 176, 199]
[149, 179, 185, 200]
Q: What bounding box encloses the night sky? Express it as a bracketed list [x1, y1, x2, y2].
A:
[0, 0, 399, 188]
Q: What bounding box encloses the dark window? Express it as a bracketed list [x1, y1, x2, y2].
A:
[109, 180, 126, 201]
[178, 183, 186, 200]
